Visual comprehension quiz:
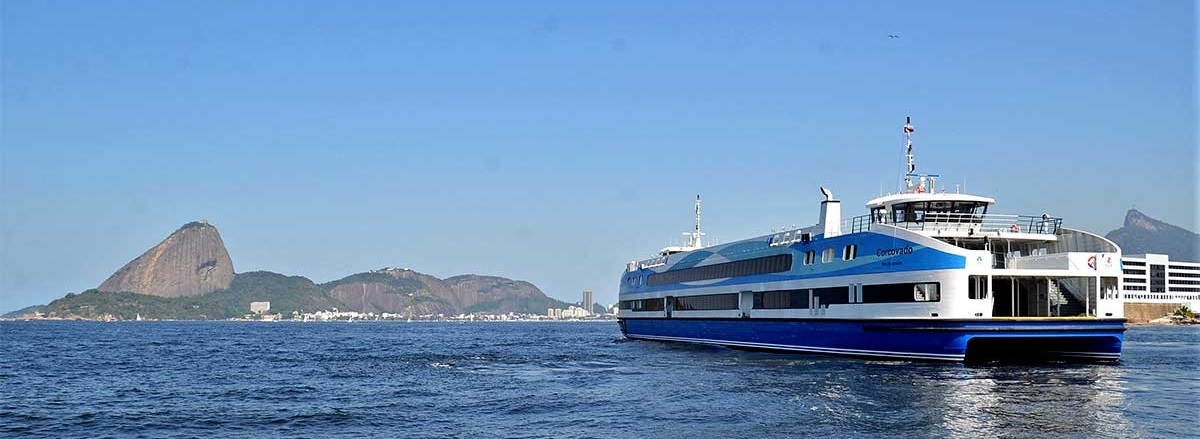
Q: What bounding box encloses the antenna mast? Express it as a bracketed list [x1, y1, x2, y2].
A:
[903, 116, 915, 190]
[682, 194, 706, 249]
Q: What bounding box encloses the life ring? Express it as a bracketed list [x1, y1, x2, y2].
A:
[1009, 224, 1020, 233]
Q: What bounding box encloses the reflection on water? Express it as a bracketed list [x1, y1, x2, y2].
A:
[936, 365, 1134, 439]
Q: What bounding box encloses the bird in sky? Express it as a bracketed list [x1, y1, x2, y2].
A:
[888, 34, 901, 38]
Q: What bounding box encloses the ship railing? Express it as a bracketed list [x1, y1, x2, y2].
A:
[845, 213, 1063, 235]
[635, 256, 668, 270]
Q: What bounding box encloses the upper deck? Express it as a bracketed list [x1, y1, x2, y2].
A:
[854, 191, 1062, 242]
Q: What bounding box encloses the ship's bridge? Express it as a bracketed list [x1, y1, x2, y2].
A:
[849, 192, 1063, 241]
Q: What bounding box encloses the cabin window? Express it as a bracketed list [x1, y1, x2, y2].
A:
[647, 254, 792, 286]
[968, 275, 987, 299]
[822, 248, 835, 263]
[620, 298, 665, 311]
[804, 250, 816, 265]
[812, 286, 850, 307]
[861, 282, 942, 303]
[842, 244, 857, 261]
[754, 290, 809, 309]
[675, 293, 739, 311]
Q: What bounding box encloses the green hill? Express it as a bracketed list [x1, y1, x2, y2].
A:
[37, 271, 340, 320]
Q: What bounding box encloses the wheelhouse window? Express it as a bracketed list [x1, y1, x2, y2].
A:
[891, 204, 908, 223]
[887, 201, 989, 224]
[871, 207, 887, 224]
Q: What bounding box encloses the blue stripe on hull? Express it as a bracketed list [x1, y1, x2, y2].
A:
[619, 318, 1125, 362]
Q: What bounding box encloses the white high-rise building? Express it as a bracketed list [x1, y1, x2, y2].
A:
[1121, 254, 1200, 309]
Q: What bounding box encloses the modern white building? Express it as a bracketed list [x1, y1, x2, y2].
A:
[1121, 254, 1200, 309]
[250, 301, 271, 314]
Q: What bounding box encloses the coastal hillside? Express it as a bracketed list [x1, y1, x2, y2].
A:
[8, 220, 573, 320]
[98, 221, 234, 297]
[32, 271, 341, 320]
[323, 269, 572, 315]
[1106, 210, 1199, 260]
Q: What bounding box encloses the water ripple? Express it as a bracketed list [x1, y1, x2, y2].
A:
[0, 321, 1195, 438]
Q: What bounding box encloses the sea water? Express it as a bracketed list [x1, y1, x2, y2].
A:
[1, 321, 1196, 438]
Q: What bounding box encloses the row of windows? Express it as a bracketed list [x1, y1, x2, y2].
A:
[1123, 269, 1146, 275]
[674, 293, 740, 311]
[1125, 293, 1200, 300]
[749, 282, 941, 309]
[800, 245, 858, 265]
[647, 254, 792, 286]
[1171, 272, 1200, 278]
[1169, 265, 1200, 271]
[1122, 285, 1200, 293]
[1124, 277, 1145, 284]
[1123, 260, 1146, 267]
[618, 298, 665, 311]
[752, 287, 850, 309]
[1150, 265, 1167, 293]
[1169, 279, 1200, 285]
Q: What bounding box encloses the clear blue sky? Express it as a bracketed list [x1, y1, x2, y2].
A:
[1, 1, 1195, 312]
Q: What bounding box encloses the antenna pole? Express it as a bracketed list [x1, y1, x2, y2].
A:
[693, 194, 703, 248]
[903, 116, 915, 190]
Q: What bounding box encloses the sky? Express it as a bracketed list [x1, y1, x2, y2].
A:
[1, 1, 1196, 312]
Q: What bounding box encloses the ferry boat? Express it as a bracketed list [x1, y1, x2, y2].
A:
[617, 118, 1125, 362]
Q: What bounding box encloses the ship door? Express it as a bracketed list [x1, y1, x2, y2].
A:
[665, 296, 675, 318]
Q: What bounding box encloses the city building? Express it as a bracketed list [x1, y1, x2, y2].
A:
[581, 290, 594, 315]
[1121, 254, 1200, 309]
[250, 301, 271, 314]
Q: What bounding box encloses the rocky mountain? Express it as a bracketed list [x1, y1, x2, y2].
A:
[1105, 210, 1199, 260]
[98, 221, 234, 297]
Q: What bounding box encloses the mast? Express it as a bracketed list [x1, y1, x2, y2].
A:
[903, 116, 915, 191]
[682, 194, 705, 249]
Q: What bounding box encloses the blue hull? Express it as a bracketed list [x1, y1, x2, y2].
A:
[618, 318, 1125, 362]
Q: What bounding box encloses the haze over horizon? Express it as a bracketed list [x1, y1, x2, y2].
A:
[2, 1, 1195, 312]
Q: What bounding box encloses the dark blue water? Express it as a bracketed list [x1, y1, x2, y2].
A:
[1, 322, 1197, 438]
